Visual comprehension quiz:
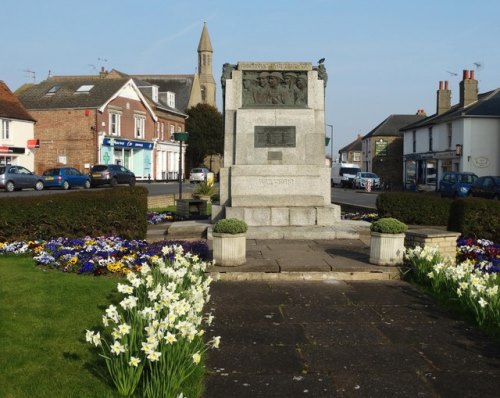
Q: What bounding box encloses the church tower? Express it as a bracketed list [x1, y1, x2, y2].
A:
[197, 22, 216, 107]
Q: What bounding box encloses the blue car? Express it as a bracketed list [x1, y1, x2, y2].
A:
[439, 171, 478, 198]
[42, 167, 91, 190]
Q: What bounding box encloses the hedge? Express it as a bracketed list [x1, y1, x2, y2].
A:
[376, 192, 452, 226]
[0, 187, 148, 241]
[448, 198, 500, 242]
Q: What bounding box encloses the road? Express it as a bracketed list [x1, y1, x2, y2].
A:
[0, 182, 378, 209]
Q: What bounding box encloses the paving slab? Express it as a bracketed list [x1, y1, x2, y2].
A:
[204, 280, 500, 398]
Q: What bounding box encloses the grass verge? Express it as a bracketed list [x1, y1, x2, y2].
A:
[0, 256, 120, 397]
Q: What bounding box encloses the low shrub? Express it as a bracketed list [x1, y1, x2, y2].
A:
[213, 218, 248, 234]
[370, 217, 407, 234]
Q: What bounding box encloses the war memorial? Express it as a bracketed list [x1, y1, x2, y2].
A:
[213, 61, 363, 240]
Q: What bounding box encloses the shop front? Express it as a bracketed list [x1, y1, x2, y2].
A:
[100, 137, 153, 180]
[404, 150, 458, 192]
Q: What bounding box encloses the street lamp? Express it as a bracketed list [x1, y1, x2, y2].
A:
[326, 124, 333, 164]
[173, 131, 189, 199]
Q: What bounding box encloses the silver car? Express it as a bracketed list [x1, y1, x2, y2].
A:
[354, 172, 380, 190]
[0, 165, 44, 192]
[189, 167, 209, 183]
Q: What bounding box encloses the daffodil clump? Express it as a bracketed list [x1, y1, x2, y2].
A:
[405, 244, 500, 330]
[86, 244, 220, 397]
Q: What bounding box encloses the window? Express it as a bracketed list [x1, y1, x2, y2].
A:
[428, 127, 433, 151]
[109, 112, 121, 136]
[75, 85, 94, 93]
[412, 131, 416, 152]
[167, 92, 175, 108]
[135, 115, 146, 139]
[46, 85, 61, 95]
[170, 124, 175, 141]
[353, 152, 360, 162]
[161, 122, 164, 141]
[447, 123, 452, 149]
[201, 86, 206, 102]
[152, 86, 159, 103]
[1, 119, 10, 140]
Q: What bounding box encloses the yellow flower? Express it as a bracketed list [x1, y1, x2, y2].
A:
[192, 352, 201, 364]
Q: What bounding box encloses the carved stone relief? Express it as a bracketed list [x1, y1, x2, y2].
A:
[242, 71, 308, 107]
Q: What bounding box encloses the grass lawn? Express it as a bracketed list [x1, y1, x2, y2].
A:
[0, 256, 120, 397]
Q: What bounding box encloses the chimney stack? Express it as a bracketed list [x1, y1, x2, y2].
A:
[459, 69, 478, 107]
[436, 80, 451, 115]
[99, 66, 108, 78]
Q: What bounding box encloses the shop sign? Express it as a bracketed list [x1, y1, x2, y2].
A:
[375, 139, 387, 156]
[103, 138, 153, 150]
[0, 146, 25, 154]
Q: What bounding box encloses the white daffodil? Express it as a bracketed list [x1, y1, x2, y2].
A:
[478, 297, 488, 308]
[212, 336, 221, 349]
[110, 341, 126, 356]
[192, 352, 201, 364]
[147, 351, 161, 362]
[165, 332, 177, 344]
[129, 356, 141, 367]
[118, 323, 131, 335]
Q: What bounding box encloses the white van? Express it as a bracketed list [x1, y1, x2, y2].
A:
[331, 163, 361, 188]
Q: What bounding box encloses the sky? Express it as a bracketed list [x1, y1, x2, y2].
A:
[2, 0, 500, 158]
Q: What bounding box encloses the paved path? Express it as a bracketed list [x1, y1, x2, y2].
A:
[204, 280, 500, 398]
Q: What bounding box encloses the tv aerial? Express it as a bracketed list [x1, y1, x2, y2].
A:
[446, 70, 458, 77]
[473, 61, 483, 70]
[23, 69, 36, 83]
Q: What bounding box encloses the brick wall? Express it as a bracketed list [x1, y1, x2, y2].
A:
[405, 228, 461, 263]
[31, 109, 97, 174]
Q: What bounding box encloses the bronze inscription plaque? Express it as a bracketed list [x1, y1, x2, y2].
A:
[254, 126, 296, 148]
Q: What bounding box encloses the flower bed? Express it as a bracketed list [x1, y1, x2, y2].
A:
[0, 237, 209, 276]
[147, 211, 175, 224]
[405, 239, 500, 334]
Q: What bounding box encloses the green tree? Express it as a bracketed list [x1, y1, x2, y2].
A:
[185, 104, 223, 171]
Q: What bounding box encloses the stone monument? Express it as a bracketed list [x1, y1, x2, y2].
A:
[214, 61, 345, 239]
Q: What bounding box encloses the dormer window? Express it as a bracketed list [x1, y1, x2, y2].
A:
[75, 85, 94, 94]
[46, 85, 61, 95]
[152, 86, 159, 103]
[167, 91, 175, 108]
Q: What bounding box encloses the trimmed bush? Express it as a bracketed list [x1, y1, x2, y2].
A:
[370, 217, 408, 234]
[213, 218, 248, 234]
[448, 198, 500, 242]
[0, 187, 148, 241]
[376, 192, 451, 226]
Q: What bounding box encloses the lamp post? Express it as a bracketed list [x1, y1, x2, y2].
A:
[326, 124, 333, 164]
[173, 132, 189, 199]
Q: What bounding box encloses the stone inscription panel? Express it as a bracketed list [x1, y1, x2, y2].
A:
[255, 126, 296, 148]
[258, 177, 296, 186]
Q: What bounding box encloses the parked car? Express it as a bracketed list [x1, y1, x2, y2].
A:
[470, 176, 500, 200]
[90, 164, 136, 187]
[42, 167, 91, 190]
[0, 165, 44, 192]
[354, 172, 381, 190]
[189, 167, 210, 183]
[331, 163, 361, 188]
[439, 171, 478, 198]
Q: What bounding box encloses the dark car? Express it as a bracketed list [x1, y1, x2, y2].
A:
[42, 167, 91, 190]
[439, 171, 478, 198]
[90, 164, 136, 187]
[470, 176, 500, 200]
[0, 165, 44, 192]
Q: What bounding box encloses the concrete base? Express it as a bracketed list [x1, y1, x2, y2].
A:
[207, 220, 370, 240]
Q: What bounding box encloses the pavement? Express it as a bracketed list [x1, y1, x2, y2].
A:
[146, 221, 500, 397]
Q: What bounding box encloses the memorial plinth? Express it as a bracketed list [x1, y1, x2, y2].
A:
[215, 61, 343, 239]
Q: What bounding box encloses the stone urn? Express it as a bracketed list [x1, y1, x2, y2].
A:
[212, 218, 248, 267]
[369, 218, 408, 266]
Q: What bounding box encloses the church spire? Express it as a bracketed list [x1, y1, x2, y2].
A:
[197, 22, 216, 107]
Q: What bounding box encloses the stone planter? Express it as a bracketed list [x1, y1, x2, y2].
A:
[212, 232, 246, 266]
[369, 232, 406, 266]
